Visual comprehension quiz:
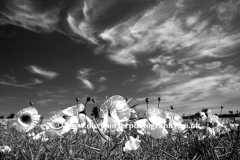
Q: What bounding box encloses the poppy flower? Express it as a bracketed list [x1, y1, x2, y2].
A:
[123, 136, 141, 152]
[100, 95, 131, 122]
[206, 127, 216, 137]
[65, 114, 93, 133]
[0, 145, 11, 153]
[229, 123, 239, 131]
[199, 112, 207, 121]
[171, 121, 186, 133]
[134, 108, 168, 138]
[12, 107, 41, 133]
[45, 115, 70, 138]
[99, 95, 131, 135]
[100, 111, 123, 134]
[32, 131, 49, 142]
[134, 119, 148, 135]
[145, 115, 168, 139]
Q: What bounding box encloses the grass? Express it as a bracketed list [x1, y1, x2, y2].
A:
[0, 119, 240, 160]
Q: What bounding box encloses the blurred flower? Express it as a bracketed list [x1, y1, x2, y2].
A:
[199, 112, 207, 121]
[172, 121, 186, 133]
[12, 107, 41, 133]
[27, 132, 35, 137]
[123, 136, 141, 152]
[213, 125, 227, 136]
[206, 127, 216, 137]
[198, 132, 207, 140]
[130, 108, 138, 119]
[229, 123, 239, 131]
[206, 114, 220, 124]
[33, 131, 49, 142]
[0, 145, 11, 153]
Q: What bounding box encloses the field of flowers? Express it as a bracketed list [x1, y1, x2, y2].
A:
[0, 95, 239, 160]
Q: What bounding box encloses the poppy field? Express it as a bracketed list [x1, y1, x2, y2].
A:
[0, 95, 240, 160]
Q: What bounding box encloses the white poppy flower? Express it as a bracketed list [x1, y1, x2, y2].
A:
[164, 111, 183, 124]
[100, 111, 123, 134]
[100, 95, 130, 122]
[213, 125, 226, 135]
[199, 112, 207, 121]
[145, 115, 168, 139]
[172, 121, 186, 133]
[45, 115, 70, 138]
[27, 132, 35, 137]
[33, 131, 49, 142]
[206, 114, 220, 124]
[0, 145, 11, 153]
[206, 127, 215, 137]
[130, 108, 138, 119]
[99, 95, 130, 135]
[123, 136, 141, 152]
[134, 119, 148, 135]
[146, 108, 183, 124]
[64, 114, 93, 134]
[229, 123, 239, 131]
[195, 125, 205, 130]
[136, 108, 169, 139]
[12, 107, 41, 133]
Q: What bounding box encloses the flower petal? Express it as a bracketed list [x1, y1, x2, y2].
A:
[61, 104, 85, 117]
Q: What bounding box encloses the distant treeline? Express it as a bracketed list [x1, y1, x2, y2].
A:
[183, 113, 240, 120]
[0, 113, 15, 119]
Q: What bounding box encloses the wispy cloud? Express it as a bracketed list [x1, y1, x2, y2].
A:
[27, 65, 58, 79]
[1, 0, 240, 66]
[0, 75, 42, 88]
[78, 78, 94, 90]
[0, 0, 59, 33]
[77, 68, 94, 90]
[36, 99, 54, 106]
[122, 75, 137, 86]
[97, 85, 107, 92]
[98, 76, 107, 82]
[98, 0, 240, 65]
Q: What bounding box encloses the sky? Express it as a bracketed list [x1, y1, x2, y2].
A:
[0, 0, 240, 118]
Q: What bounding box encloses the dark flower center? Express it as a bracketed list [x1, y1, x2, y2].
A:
[54, 123, 63, 128]
[20, 114, 31, 124]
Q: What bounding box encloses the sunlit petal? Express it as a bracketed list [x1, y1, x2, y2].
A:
[61, 104, 85, 117]
[123, 136, 141, 152]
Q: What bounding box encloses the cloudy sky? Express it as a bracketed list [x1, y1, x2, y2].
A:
[1, 0, 240, 118]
